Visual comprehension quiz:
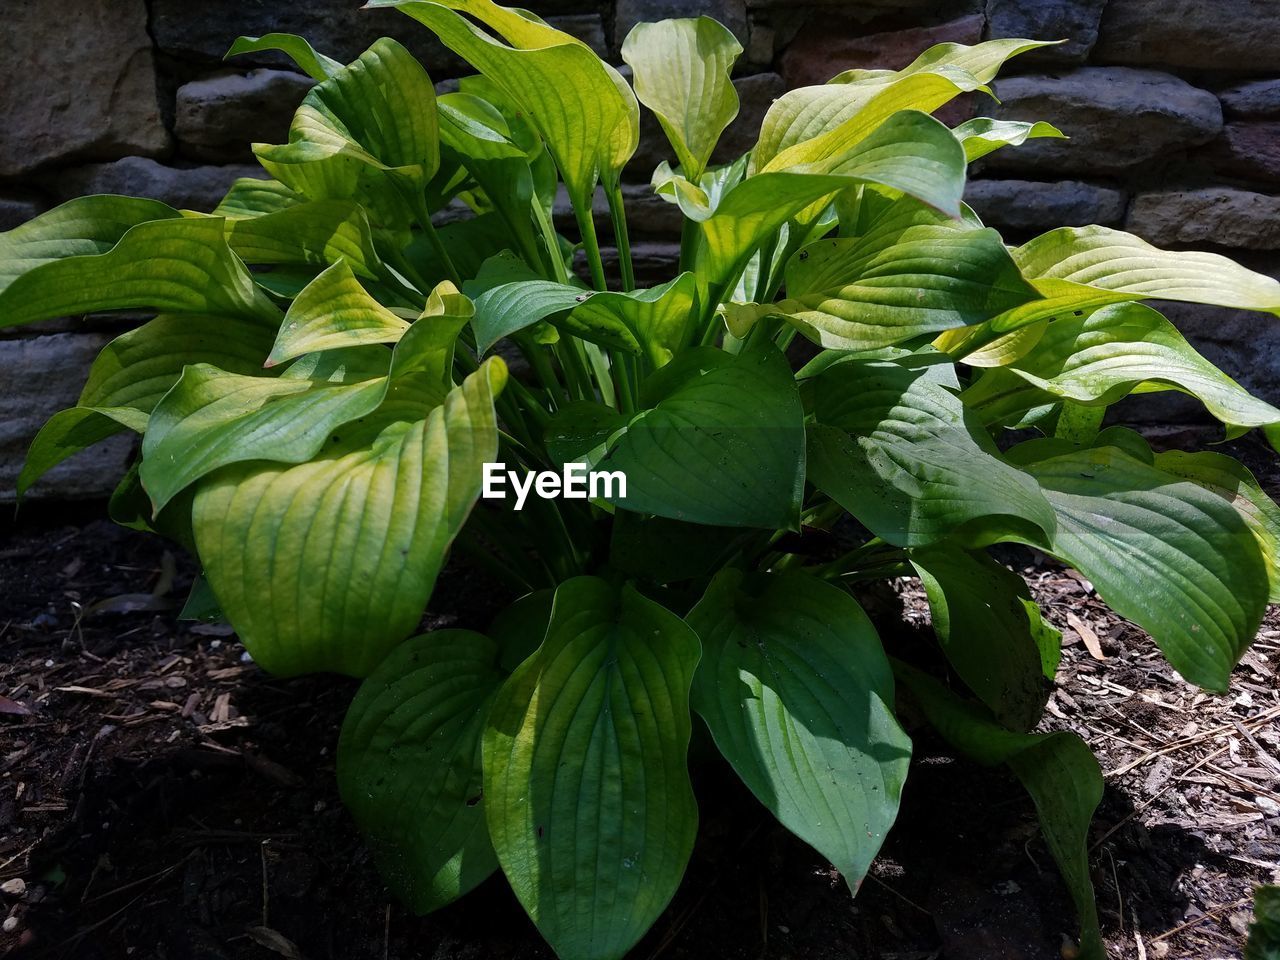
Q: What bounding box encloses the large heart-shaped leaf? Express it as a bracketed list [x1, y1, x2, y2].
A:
[688, 569, 911, 893]
[0, 217, 280, 329]
[737, 196, 1037, 350]
[483, 577, 700, 960]
[220, 199, 385, 279]
[375, 0, 637, 207]
[144, 287, 474, 510]
[1009, 442, 1269, 690]
[191, 358, 506, 677]
[254, 37, 440, 224]
[338, 629, 504, 913]
[19, 314, 277, 497]
[268, 260, 413, 365]
[545, 341, 805, 529]
[910, 544, 1058, 731]
[896, 662, 1103, 960]
[472, 273, 697, 364]
[0, 195, 180, 293]
[212, 178, 302, 219]
[808, 359, 1056, 547]
[621, 16, 741, 181]
[697, 110, 967, 300]
[1154, 448, 1280, 604]
[1014, 226, 1280, 314]
[962, 302, 1280, 430]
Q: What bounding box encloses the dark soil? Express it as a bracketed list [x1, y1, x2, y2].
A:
[2, 436, 1278, 960]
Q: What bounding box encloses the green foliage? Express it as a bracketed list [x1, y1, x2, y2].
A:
[6, 9, 1279, 958]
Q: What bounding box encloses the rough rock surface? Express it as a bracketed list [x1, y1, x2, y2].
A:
[615, 0, 749, 46]
[1126, 189, 1280, 250]
[984, 0, 1108, 64]
[175, 70, 315, 163]
[0, 0, 169, 177]
[0, 196, 46, 232]
[45, 159, 267, 213]
[150, 0, 462, 73]
[1199, 123, 1280, 185]
[1219, 79, 1280, 120]
[782, 15, 985, 88]
[548, 14, 609, 57]
[0, 334, 134, 502]
[1094, 0, 1280, 72]
[987, 68, 1223, 173]
[965, 179, 1127, 233]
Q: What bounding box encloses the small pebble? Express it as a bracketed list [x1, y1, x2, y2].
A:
[2, 916, 18, 933]
[0, 878, 25, 897]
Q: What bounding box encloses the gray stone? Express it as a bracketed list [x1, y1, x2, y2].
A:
[150, 0, 463, 75]
[176, 70, 315, 163]
[987, 68, 1222, 174]
[0, 196, 45, 232]
[45, 158, 268, 214]
[627, 72, 784, 179]
[600, 242, 682, 287]
[1220, 79, 1280, 120]
[1095, 0, 1280, 72]
[547, 14, 609, 58]
[782, 14, 985, 88]
[0, 334, 135, 502]
[984, 0, 1108, 64]
[0, 0, 169, 176]
[964, 179, 1127, 233]
[615, 0, 749, 47]
[1126, 189, 1280, 250]
[1199, 123, 1280, 185]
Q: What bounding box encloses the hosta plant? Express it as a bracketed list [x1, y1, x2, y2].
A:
[7, 5, 1280, 958]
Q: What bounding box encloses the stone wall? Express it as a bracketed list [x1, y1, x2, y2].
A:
[2, 0, 1278, 499]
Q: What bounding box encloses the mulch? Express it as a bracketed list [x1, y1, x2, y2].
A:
[1, 436, 1278, 959]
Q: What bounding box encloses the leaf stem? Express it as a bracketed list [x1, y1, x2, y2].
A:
[605, 182, 635, 292]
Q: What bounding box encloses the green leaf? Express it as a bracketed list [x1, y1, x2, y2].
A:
[226, 32, 342, 82]
[688, 569, 911, 894]
[220, 199, 385, 279]
[895, 662, 1103, 960]
[745, 197, 1037, 351]
[1247, 886, 1280, 960]
[952, 117, 1065, 162]
[0, 195, 181, 294]
[1154, 448, 1280, 604]
[1015, 225, 1280, 315]
[546, 342, 806, 529]
[191, 358, 507, 677]
[0, 217, 281, 330]
[212, 178, 302, 219]
[18, 313, 277, 497]
[482, 577, 700, 960]
[254, 38, 440, 222]
[268, 260, 411, 365]
[962, 302, 1280, 429]
[338, 629, 504, 913]
[807, 360, 1056, 547]
[144, 287, 474, 510]
[376, 0, 638, 207]
[621, 16, 742, 181]
[1010, 442, 1269, 691]
[472, 273, 697, 364]
[697, 110, 967, 299]
[910, 544, 1057, 731]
